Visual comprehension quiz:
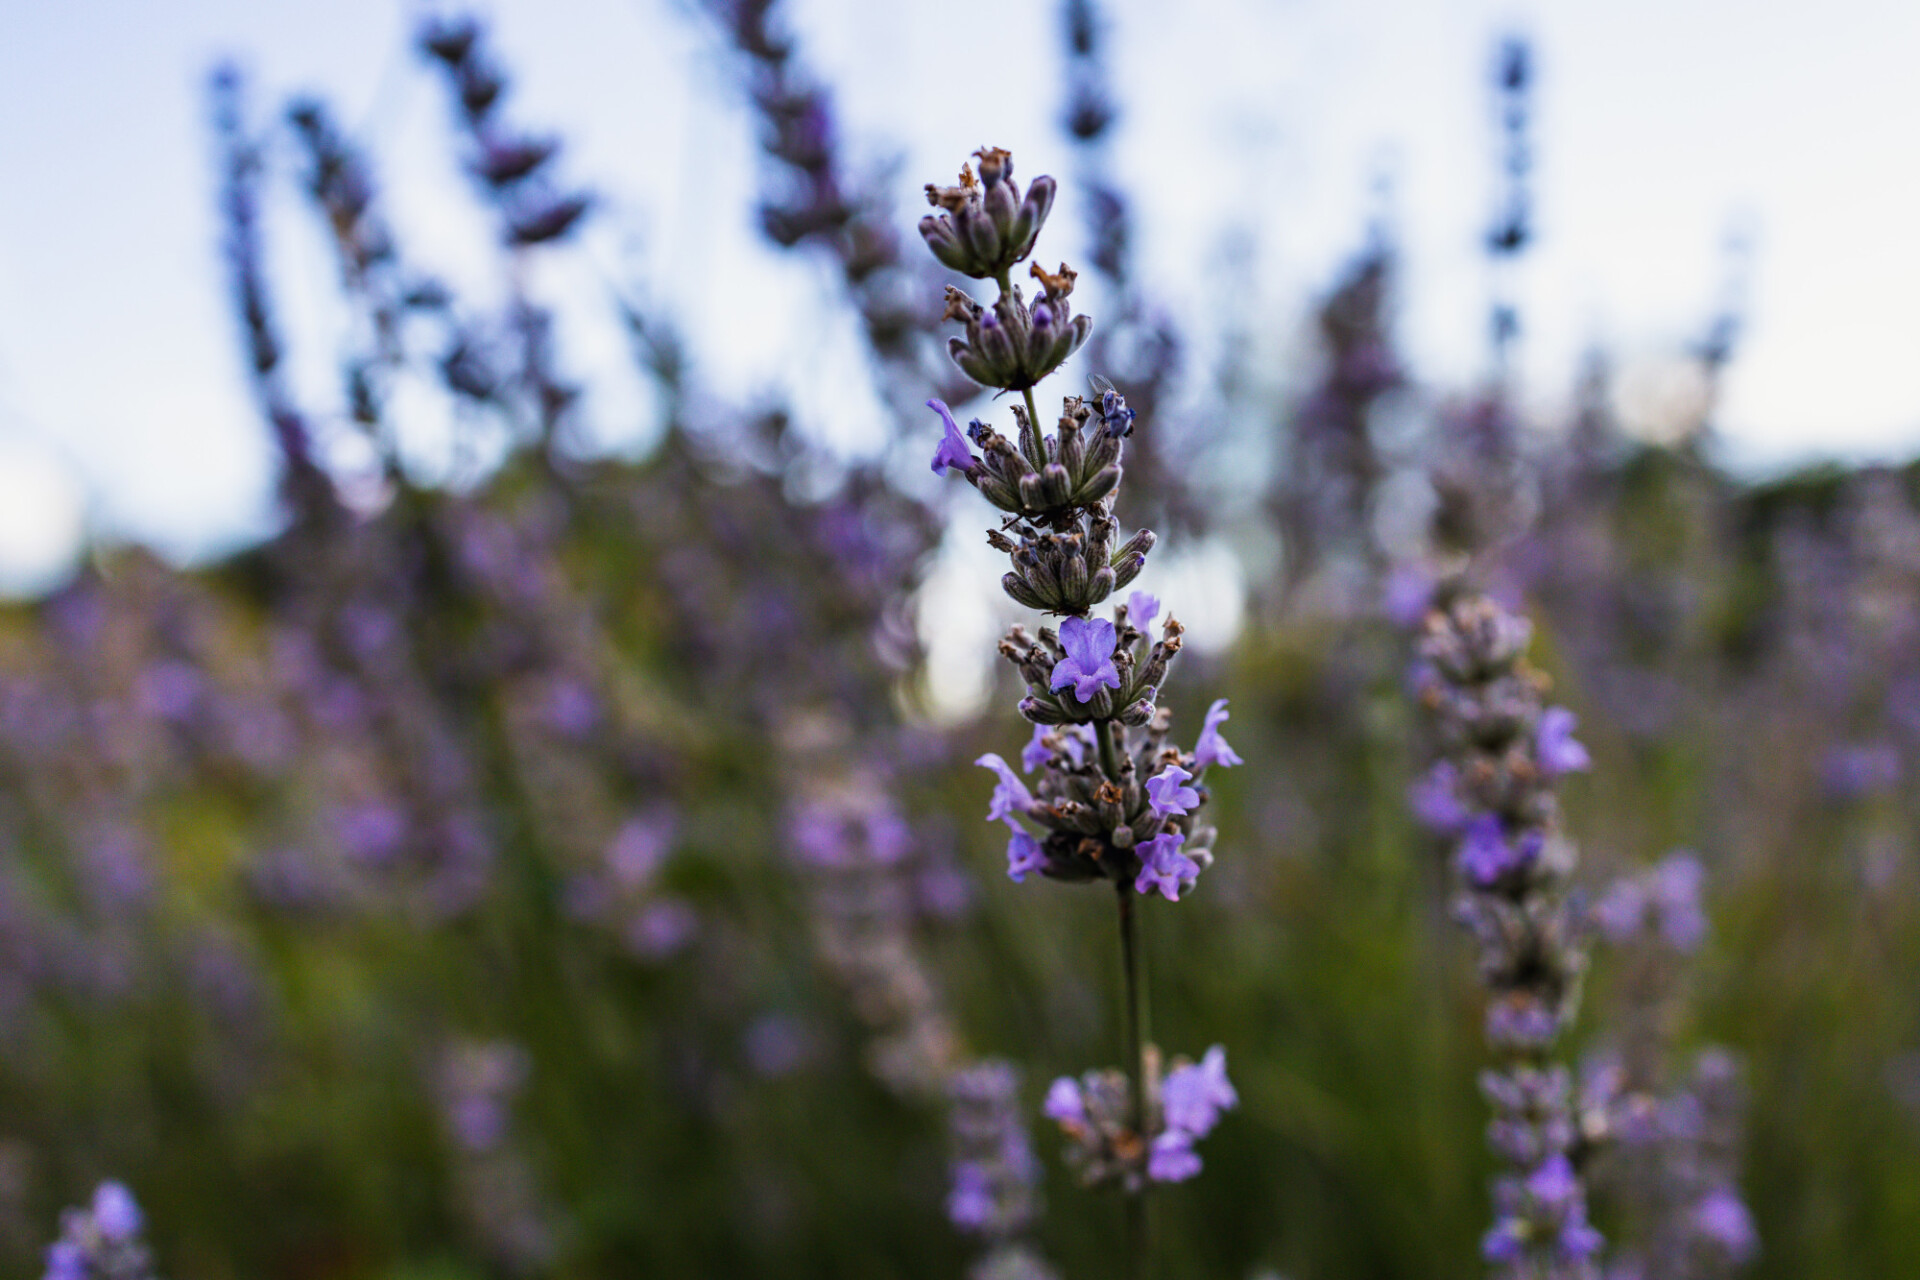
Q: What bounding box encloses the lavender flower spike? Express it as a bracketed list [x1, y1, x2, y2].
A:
[1145, 764, 1199, 818]
[1049, 615, 1120, 703]
[927, 399, 978, 476]
[1133, 831, 1199, 901]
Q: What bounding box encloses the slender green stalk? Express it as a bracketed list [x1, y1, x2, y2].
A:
[1117, 880, 1148, 1280]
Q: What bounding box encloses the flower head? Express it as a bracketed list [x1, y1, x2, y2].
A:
[91, 1182, 143, 1243]
[1005, 828, 1047, 882]
[1145, 764, 1199, 818]
[1020, 724, 1051, 774]
[927, 399, 977, 476]
[1127, 590, 1159, 630]
[1162, 1045, 1237, 1137]
[1133, 831, 1199, 901]
[1193, 698, 1242, 770]
[975, 753, 1034, 824]
[1042, 1076, 1086, 1126]
[1049, 616, 1120, 703]
[1146, 1130, 1201, 1182]
[1409, 760, 1469, 834]
[1536, 706, 1590, 776]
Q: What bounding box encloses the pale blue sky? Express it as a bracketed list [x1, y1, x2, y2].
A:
[2, 0, 1919, 590]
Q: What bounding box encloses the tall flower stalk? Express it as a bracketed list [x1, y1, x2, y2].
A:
[915, 148, 1241, 1279]
[1412, 591, 1603, 1276]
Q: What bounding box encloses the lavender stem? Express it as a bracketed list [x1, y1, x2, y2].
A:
[1117, 878, 1149, 1280]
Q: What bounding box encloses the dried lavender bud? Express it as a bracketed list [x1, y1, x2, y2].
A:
[921, 148, 1057, 280]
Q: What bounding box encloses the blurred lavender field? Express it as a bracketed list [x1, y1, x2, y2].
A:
[1, 3, 1917, 1278]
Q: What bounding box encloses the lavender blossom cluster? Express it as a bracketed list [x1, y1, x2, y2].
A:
[916, 146, 1241, 1207]
[42, 1183, 154, 1280]
[1043, 1045, 1238, 1190]
[1411, 592, 1603, 1276]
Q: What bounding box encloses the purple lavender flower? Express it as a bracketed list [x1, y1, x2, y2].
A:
[1161, 1045, 1237, 1136]
[1409, 760, 1470, 834]
[43, 1242, 87, 1280]
[1048, 616, 1120, 703]
[1557, 1213, 1604, 1261]
[1592, 876, 1648, 942]
[928, 399, 978, 476]
[1133, 831, 1199, 901]
[1481, 1218, 1526, 1264]
[1127, 590, 1159, 629]
[1020, 724, 1051, 773]
[1145, 764, 1199, 818]
[1691, 1185, 1758, 1261]
[977, 753, 1036, 823]
[91, 1182, 143, 1242]
[1524, 1153, 1579, 1214]
[1146, 1130, 1201, 1182]
[1006, 828, 1047, 883]
[1192, 698, 1242, 770]
[1043, 1077, 1086, 1126]
[1536, 706, 1591, 776]
[1457, 815, 1516, 886]
[947, 1161, 996, 1229]
[1650, 853, 1708, 952]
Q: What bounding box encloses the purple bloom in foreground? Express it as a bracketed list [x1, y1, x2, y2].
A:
[1128, 590, 1159, 630]
[1005, 828, 1047, 882]
[927, 399, 977, 476]
[1049, 616, 1120, 703]
[976, 753, 1034, 824]
[1193, 698, 1242, 770]
[1043, 1077, 1086, 1126]
[1536, 707, 1591, 776]
[1147, 1130, 1202, 1182]
[1146, 764, 1200, 818]
[1134, 831, 1199, 901]
[1162, 1045, 1237, 1137]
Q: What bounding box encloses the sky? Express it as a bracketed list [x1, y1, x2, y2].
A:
[2, 0, 1920, 594]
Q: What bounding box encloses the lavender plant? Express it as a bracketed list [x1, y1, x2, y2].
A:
[916, 146, 1241, 1274]
[1412, 591, 1604, 1275]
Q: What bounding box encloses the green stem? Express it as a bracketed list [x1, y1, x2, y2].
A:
[1117, 879, 1149, 1280]
[1096, 717, 1123, 784]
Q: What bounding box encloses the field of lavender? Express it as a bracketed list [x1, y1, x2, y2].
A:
[7, 4, 1919, 1279]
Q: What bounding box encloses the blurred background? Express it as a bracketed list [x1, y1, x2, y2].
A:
[0, 0, 1916, 1276]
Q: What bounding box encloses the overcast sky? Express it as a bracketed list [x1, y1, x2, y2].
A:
[2, 0, 1919, 592]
